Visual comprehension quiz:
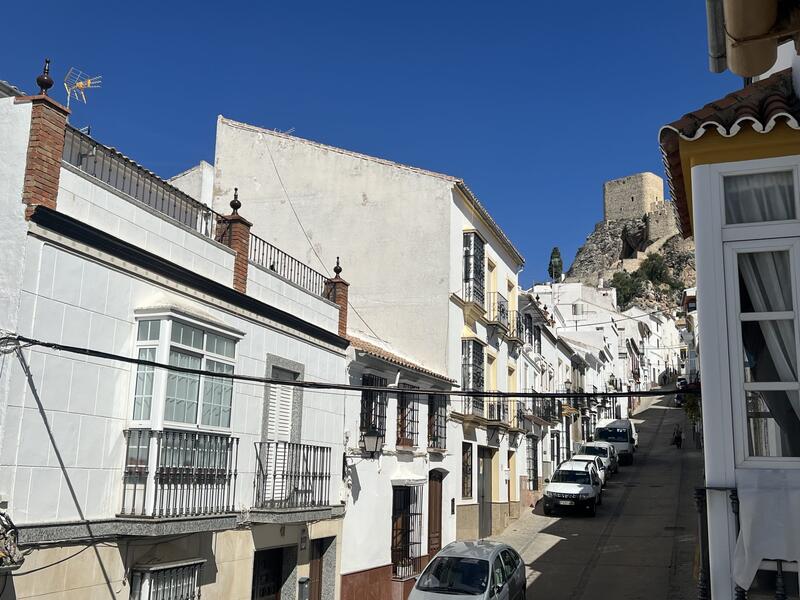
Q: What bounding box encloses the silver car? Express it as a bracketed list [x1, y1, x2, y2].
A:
[409, 541, 526, 600]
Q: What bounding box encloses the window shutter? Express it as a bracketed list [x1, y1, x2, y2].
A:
[267, 383, 294, 441]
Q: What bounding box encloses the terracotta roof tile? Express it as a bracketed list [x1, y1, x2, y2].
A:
[659, 69, 800, 237]
[347, 336, 456, 385]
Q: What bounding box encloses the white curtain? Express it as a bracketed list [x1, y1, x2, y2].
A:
[724, 171, 795, 224]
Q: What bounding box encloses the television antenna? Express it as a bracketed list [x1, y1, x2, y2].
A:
[63, 67, 102, 109]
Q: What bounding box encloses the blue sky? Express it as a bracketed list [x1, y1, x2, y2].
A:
[4, 1, 740, 284]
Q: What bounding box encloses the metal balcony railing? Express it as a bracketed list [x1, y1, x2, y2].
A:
[249, 233, 328, 298]
[63, 127, 225, 240]
[253, 441, 332, 509]
[508, 311, 524, 341]
[121, 429, 239, 518]
[487, 292, 509, 328]
[460, 396, 485, 417]
[487, 398, 509, 423]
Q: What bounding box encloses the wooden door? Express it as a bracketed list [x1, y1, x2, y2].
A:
[309, 539, 324, 600]
[428, 471, 443, 556]
[477, 447, 493, 538]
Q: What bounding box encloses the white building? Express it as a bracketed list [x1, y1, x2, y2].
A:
[170, 116, 529, 596]
[0, 88, 349, 600]
[660, 63, 800, 597]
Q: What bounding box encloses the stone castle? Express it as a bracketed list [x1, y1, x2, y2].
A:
[567, 172, 694, 308]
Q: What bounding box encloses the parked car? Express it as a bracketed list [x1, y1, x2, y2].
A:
[543, 460, 602, 517]
[570, 454, 608, 486]
[595, 418, 637, 465]
[410, 541, 526, 600]
[676, 376, 688, 390]
[578, 441, 618, 474]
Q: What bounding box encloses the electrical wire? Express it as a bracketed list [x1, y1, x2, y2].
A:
[262, 139, 384, 342]
[555, 306, 679, 329]
[9, 544, 91, 577]
[2, 334, 690, 399]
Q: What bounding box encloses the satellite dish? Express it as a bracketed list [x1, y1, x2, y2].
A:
[64, 67, 102, 109]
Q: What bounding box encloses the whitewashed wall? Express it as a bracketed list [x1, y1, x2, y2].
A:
[0, 229, 347, 524]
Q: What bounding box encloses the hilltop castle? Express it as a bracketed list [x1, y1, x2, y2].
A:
[603, 172, 679, 241]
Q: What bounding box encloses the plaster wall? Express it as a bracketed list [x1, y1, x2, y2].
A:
[0, 234, 347, 525]
[169, 160, 215, 207]
[0, 98, 32, 496]
[603, 172, 664, 222]
[212, 117, 453, 374]
[57, 168, 236, 285]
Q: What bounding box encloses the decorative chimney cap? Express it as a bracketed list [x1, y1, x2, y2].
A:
[334, 257, 342, 276]
[230, 187, 241, 214]
[36, 58, 54, 95]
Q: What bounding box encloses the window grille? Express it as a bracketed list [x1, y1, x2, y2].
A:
[427, 394, 447, 450]
[360, 374, 387, 439]
[391, 485, 424, 578]
[397, 385, 419, 447]
[462, 442, 473, 498]
[130, 562, 203, 600]
[526, 436, 539, 491]
[463, 232, 485, 305]
[461, 340, 485, 415]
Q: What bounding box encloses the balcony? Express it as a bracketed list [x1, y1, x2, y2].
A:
[507, 311, 524, 347]
[487, 292, 509, 335]
[529, 397, 560, 425]
[486, 398, 509, 424]
[252, 441, 334, 522]
[249, 233, 328, 298]
[120, 429, 239, 521]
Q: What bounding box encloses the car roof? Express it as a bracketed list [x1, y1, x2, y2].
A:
[557, 460, 593, 472]
[438, 540, 508, 560]
[597, 419, 632, 429]
[571, 454, 601, 462]
[583, 441, 613, 449]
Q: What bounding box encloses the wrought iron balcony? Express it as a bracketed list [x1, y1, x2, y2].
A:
[486, 398, 509, 424]
[528, 397, 559, 424]
[120, 429, 239, 518]
[253, 441, 332, 510]
[63, 127, 225, 240]
[507, 311, 524, 343]
[460, 396, 485, 418]
[249, 233, 328, 298]
[487, 292, 509, 331]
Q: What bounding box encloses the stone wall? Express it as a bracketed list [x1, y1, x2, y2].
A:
[603, 172, 664, 222]
[646, 204, 679, 241]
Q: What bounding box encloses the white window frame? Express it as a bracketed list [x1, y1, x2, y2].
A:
[705, 154, 800, 469]
[128, 311, 242, 433]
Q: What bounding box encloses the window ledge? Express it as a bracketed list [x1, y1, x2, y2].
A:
[427, 446, 447, 454]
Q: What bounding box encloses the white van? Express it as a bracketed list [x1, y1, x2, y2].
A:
[594, 418, 637, 465]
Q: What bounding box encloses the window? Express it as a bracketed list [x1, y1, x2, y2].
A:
[391, 485, 423, 578]
[360, 373, 387, 440]
[534, 326, 542, 355]
[427, 394, 447, 449]
[463, 232, 485, 305]
[727, 242, 800, 458]
[462, 442, 473, 498]
[461, 340, 485, 414]
[397, 385, 419, 447]
[524, 313, 533, 344]
[724, 171, 796, 225]
[267, 367, 296, 441]
[491, 556, 507, 590]
[499, 549, 519, 579]
[130, 561, 203, 600]
[133, 318, 236, 429]
[526, 436, 539, 491]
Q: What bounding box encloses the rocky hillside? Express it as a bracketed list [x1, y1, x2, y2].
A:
[567, 218, 696, 312]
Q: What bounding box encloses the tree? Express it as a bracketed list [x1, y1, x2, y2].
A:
[609, 271, 643, 309]
[548, 247, 563, 281]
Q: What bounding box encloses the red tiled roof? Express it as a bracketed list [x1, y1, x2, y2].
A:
[347, 336, 457, 384]
[659, 68, 800, 237]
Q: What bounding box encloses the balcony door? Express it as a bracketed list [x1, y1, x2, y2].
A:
[477, 446, 493, 538]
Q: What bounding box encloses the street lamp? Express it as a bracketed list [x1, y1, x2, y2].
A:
[362, 428, 383, 458]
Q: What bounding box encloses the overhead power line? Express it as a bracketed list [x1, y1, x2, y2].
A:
[1, 334, 688, 399]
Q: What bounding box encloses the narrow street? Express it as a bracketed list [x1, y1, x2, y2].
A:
[494, 395, 703, 600]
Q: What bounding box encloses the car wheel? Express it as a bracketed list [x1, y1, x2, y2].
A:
[543, 505, 551, 516]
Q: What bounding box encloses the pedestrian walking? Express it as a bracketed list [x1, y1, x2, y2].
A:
[673, 424, 683, 449]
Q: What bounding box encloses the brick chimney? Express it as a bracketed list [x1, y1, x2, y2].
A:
[217, 188, 252, 293]
[324, 258, 349, 337]
[15, 60, 70, 219]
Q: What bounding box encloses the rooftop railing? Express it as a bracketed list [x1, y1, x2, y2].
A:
[248, 233, 328, 297]
[62, 126, 225, 240]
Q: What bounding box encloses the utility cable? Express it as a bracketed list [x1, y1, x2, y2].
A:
[262, 139, 383, 342]
[1, 334, 691, 399]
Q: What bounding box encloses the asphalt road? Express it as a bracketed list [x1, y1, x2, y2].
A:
[493, 394, 703, 600]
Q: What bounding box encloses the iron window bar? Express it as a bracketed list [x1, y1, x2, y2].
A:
[130, 561, 204, 600]
[462, 232, 485, 306]
[461, 340, 485, 416]
[391, 485, 424, 579]
[253, 441, 332, 509]
[462, 442, 473, 498]
[397, 385, 420, 447]
[427, 394, 447, 450]
[526, 436, 539, 491]
[360, 374, 388, 441]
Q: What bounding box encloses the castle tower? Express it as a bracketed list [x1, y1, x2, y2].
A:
[603, 172, 664, 222]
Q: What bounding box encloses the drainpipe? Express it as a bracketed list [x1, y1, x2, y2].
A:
[705, 0, 728, 72]
[723, 0, 778, 77]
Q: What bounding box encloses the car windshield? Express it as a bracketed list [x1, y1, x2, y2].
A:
[551, 470, 590, 484]
[416, 556, 490, 595]
[596, 427, 630, 443]
[580, 446, 608, 457]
